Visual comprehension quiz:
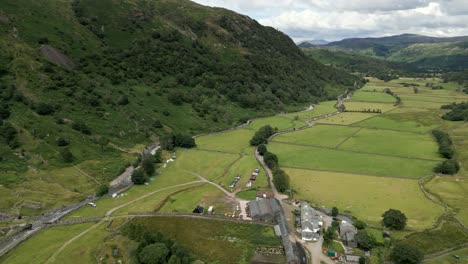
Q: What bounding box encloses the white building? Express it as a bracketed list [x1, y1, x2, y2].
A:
[301, 202, 323, 241]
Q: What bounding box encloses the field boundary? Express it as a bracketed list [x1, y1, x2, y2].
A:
[334, 127, 363, 149]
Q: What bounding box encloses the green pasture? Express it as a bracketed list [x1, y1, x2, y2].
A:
[338, 128, 441, 160]
[159, 184, 234, 214]
[426, 247, 468, 264]
[350, 90, 396, 103]
[269, 142, 437, 178]
[354, 109, 443, 133]
[0, 223, 98, 264]
[449, 123, 468, 175]
[195, 129, 254, 154]
[219, 154, 268, 191]
[284, 168, 443, 229]
[344, 101, 396, 112]
[247, 115, 306, 131]
[425, 176, 468, 226]
[400, 94, 467, 104]
[403, 217, 468, 254]
[316, 112, 378, 125]
[281, 101, 338, 121]
[130, 216, 281, 263]
[272, 124, 360, 148]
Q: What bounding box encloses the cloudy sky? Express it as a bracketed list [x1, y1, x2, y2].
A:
[192, 0, 468, 42]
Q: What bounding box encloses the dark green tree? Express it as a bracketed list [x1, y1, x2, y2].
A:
[382, 209, 407, 230]
[250, 125, 274, 146]
[257, 144, 267, 156]
[60, 148, 74, 163]
[359, 256, 366, 264]
[131, 169, 146, 185]
[323, 227, 337, 246]
[434, 159, 460, 175]
[56, 137, 69, 146]
[142, 155, 155, 176]
[353, 220, 367, 230]
[390, 243, 423, 264]
[154, 148, 163, 163]
[96, 185, 109, 196]
[138, 243, 169, 264]
[263, 152, 278, 169]
[355, 230, 377, 250]
[272, 168, 290, 193]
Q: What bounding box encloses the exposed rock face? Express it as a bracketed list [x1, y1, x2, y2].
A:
[39, 45, 75, 70]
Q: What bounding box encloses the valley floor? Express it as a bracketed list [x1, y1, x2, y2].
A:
[1, 77, 467, 263]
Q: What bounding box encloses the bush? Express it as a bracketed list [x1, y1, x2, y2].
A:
[390, 243, 423, 264]
[141, 155, 155, 176]
[434, 159, 460, 175]
[56, 137, 69, 146]
[331, 207, 339, 217]
[353, 220, 367, 230]
[60, 148, 74, 163]
[272, 168, 289, 193]
[161, 132, 195, 150]
[139, 243, 169, 264]
[382, 209, 407, 230]
[96, 185, 109, 196]
[72, 120, 92, 135]
[117, 95, 129, 105]
[355, 230, 377, 250]
[131, 169, 146, 185]
[35, 102, 55, 115]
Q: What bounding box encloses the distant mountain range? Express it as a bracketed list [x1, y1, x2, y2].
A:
[299, 34, 468, 70]
[297, 39, 329, 48]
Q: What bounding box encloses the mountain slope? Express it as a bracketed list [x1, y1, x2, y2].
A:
[323, 34, 468, 70]
[0, 0, 361, 216]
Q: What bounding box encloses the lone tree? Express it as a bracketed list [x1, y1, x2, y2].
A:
[331, 207, 339, 217]
[131, 169, 146, 185]
[382, 209, 407, 230]
[390, 243, 423, 264]
[138, 243, 169, 264]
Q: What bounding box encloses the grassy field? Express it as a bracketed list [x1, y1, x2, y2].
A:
[195, 129, 254, 154]
[425, 176, 468, 226]
[316, 112, 378, 125]
[403, 216, 468, 254]
[159, 184, 236, 214]
[426, 247, 468, 264]
[354, 109, 444, 133]
[247, 115, 306, 131]
[280, 101, 338, 121]
[449, 123, 468, 175]
[0, 223, 98, 264]
[270, 142, 437, 178]
[284, 168, 443, 229]
[272, 125, 360, 148]
[220, 154, 269, 190]
[130, 216, 281, 263]
[343, 101, 396, 113]
[339, 128, 441, 160]
[350, 90, 396, 103]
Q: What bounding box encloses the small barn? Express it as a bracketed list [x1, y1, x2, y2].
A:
[340, 221, 357, 247]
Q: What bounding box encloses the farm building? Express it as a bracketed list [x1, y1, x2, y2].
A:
[340, 221, 357, 247]
[300, 202, 322, 241]
[248, 198, 282, 222]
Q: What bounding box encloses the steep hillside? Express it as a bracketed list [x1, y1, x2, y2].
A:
[302, 48, 417, 79]
[323, 34, 468, 70]
[0, 0, 361, 217]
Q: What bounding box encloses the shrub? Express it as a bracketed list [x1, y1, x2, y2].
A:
[355, 230, 377, 250]
[434, 159, 460, 175]
[56, 137, 69, 146]
[390, 243, 423, 264]
[72, 120, 92, 135]
[59, 148, 74, 163]
[96, 185, 109, 197]
[131, 169, 146, 185]
[35, 102, 55, 115]
[353, 220, 367, 230]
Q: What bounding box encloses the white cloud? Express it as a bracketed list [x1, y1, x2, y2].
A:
[192, 0, 468, 41]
